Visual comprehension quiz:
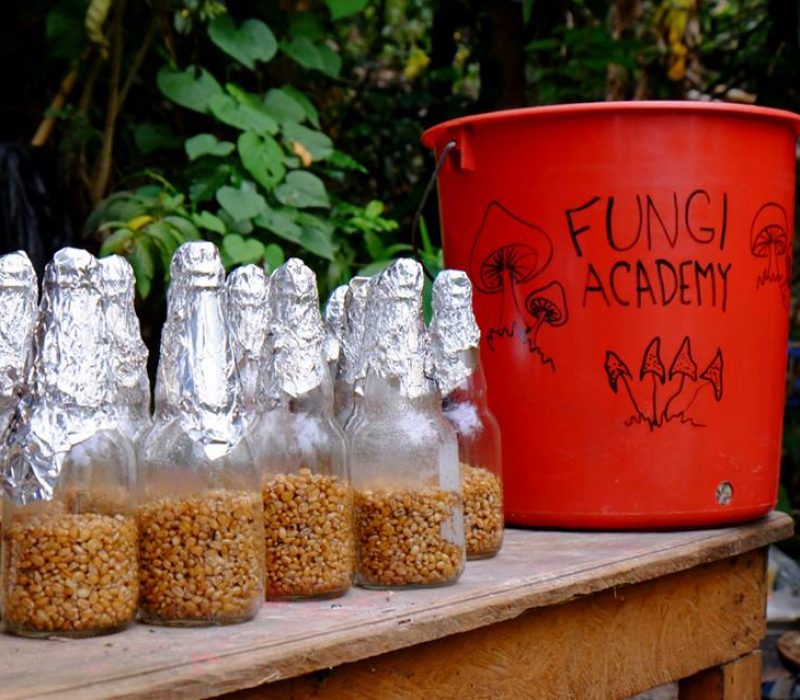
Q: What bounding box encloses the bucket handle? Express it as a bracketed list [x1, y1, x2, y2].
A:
[410, 140, 458, 281]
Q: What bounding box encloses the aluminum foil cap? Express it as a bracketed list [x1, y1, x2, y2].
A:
[0, 251, 37, 435]
[363, 259, 430, 399]
[265, 258, 326, 400]
[4, 248, 113, 504]
[429, 270, 481, 397]
[323, 285, 347, 367]
[340, 276, 371, 387]
[99, 255, 151, 440]
[152, 242, 244, 452]
[227, 264, 269, 410]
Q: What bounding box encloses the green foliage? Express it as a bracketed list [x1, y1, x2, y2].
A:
[86, 6, 402, 301]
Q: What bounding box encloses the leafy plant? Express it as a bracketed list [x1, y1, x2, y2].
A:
[86, 4, 401, 302]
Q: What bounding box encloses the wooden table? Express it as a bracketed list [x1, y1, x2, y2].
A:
[0, 511, 792, 700]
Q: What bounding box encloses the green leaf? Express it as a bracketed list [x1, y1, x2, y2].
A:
[327, 150, 367, 173]
[222, 234, 265, 265]
[216, 183, 267, 220]
[263, 243, 284, 272]
[262, 89, 306, 124]
[281, 37, 342, 78]
[208, 15, 277, 69]
[237, 132, 286, 190]
[296, 213, 336, 260]
[364, 230, 384, 260]
[192, 210, 227, 234]
[134, 123, 180, 154]
[99, 228, 136, 256]
[254, 206, 303, 242]
[129, 238, 155, 298]
[365, 200, 384, 218]
[157, 65, 223, 113]
[187, 162, 232, 203]
[47, 0, 86, 60]
[144, 222, 180, 270]
[185, 134, 235, 160]
[325, 0, 368, 20]
[209, 94, 278, 134]
[522, 0, 534, 24]
[218, 209, 254, 235]
[280, 86, 320, 128]
[281, 123, 333, 161]
[275, 171, 330, 209]
[163, 215, 201, 242]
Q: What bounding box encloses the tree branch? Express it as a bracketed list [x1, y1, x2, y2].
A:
[90, 0, 128, 204]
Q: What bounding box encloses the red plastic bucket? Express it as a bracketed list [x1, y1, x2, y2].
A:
[422, 101, 800, 528]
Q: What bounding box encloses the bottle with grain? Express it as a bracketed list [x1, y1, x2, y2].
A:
[249, 259, 353, 600]
[2, 249, 140, 638]
[429, 270, 504, 560]
[350, 259, 465, 589]
[136, 242, 264, 626]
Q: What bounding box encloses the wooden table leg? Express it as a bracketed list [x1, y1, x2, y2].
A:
[678, 651, 762, 700]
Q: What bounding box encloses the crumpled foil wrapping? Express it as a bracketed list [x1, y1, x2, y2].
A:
[429, 270, 481, 397]
[4, 248, 112, 505]
[151, 242, 244, 456]
[0, 251, 37, 441]
[99, 255, 151, 441]
[340, 276, 371, 388]
[226, 265, 269, 411]
[362, 259, 430, 399]
[263, 258, 326, 400]
[323, 285, 347, 368]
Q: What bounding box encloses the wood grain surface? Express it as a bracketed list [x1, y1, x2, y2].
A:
[0, 512, 791, 700]
[227, 549, 767, 700]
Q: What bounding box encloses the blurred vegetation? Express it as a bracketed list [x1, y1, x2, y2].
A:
[2, 0, 800, 528]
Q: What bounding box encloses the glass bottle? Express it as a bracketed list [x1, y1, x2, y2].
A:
[137, 242, 264, 626]
[323, 284, 347, 384]
[350, 259, 465, 589]
[226, 264, 270, 417]
[250, 258, 352, 600]
[2, 248, 139, 638]
[430, 270, 504, 559]
[337, 276, 371, 429]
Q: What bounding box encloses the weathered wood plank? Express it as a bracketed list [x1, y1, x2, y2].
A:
[225, 550, 767, 700]
[0, 512, 790, 700]
[678, 650, 763, 700]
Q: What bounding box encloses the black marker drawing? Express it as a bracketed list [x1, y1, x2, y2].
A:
[604, 336, 723, 431]
[751, 201, 790, 294]
[524, 281, 569, 367]
[469, 201, 567, 369]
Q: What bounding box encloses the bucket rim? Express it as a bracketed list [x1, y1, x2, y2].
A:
[420, 100, 800, 150]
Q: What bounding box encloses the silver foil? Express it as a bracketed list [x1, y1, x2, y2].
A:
[340, 276, 371, 388]
[99, 255, 151, 440]
[362, 259, 430, 399]
[265, 258, 326, 400]
[4, 248, 111, 504]
[323, 285, 347, 368]
[0, 251, 37, 442]
[429, 270, 481, 397]
[151, 242, 244, 455]
[226, 265, 269, 411]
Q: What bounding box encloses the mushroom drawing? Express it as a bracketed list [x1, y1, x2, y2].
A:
[699, 348, 724, 401]
[524, 281, 569, 362]
[468, 201, 553, 347]
[680, 347, 724, 417]
[639, 337, 665, 427]
[604, 351, 644, 420]
[751, 202, 789, 287]
[663, 336, 697, 421]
